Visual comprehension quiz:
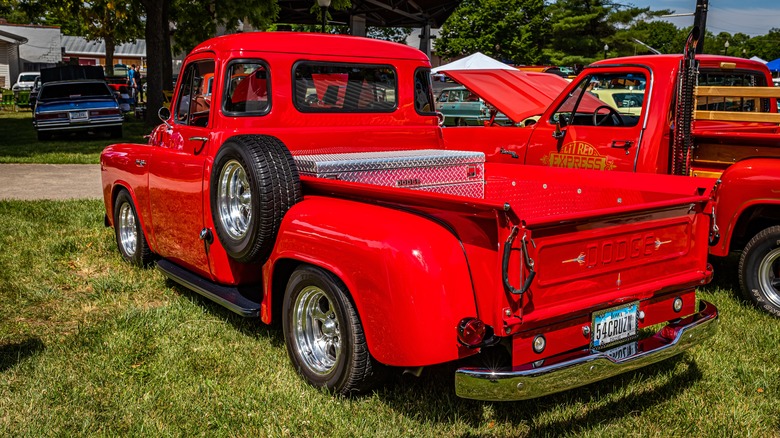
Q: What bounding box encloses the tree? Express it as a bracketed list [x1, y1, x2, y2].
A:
[138, 0, 172, 125]
[624, 21, 685, 55]
[77, 1, 143, 76]
[435, 0, 547, 65]
[544, 0, 669, 65]
[745, 28, 780, 62]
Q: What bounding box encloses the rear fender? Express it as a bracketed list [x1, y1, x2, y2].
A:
[711, 158, 780, 256]
[265, 196, 480, 367]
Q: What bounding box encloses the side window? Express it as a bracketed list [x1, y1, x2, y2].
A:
[293, 62, 397, 112]
[413, 68, 436, 114]
[438, 90, 449, 102]
[174, 59, 215, 127]
[223, 61, 270, 115]
[551, 72, 646, 128]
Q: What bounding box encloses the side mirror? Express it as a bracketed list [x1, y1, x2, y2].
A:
[552, 121, 566, 139]
[158, 106, 171, 128]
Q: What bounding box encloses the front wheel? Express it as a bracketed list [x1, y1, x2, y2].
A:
[282, 265, 383, 395]
[739, 225, 780, 317]
[113, 190, 153, 266]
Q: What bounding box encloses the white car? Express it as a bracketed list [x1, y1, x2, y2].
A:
[12, 72, 40, 92]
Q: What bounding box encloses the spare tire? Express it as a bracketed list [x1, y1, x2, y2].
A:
[210, 135, 301, 264]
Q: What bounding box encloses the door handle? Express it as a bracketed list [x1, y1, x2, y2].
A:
[189, 136, 208, 142]
[611, 140, 634, 154]
[610, 140, 634, 148]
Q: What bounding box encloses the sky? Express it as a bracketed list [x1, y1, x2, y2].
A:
[628, 0, 780, 37]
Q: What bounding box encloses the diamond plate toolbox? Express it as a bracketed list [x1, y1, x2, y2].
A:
[294, 149, 485, 198]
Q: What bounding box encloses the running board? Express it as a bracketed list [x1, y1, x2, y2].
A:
[156, 259, 261, 318]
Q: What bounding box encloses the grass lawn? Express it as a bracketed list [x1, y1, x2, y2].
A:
[0, 200, 778, 436]
[0, 110, 150, 164]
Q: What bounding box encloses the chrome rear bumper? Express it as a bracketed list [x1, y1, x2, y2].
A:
[455, 300, 718, 401]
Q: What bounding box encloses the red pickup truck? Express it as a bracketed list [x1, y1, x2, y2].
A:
[441, 34, 780, 317]
[100, 32, 718, 401]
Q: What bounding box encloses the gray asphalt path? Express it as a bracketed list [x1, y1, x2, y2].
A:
[0, 164, 102, 200]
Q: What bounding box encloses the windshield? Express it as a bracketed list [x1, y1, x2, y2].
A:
[20, 74, 38, 82]
[39, 82, 112, 100]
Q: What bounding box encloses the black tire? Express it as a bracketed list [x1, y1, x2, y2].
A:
[210, 135, 301, 264]
[282, 265, 384, 395]
[109, 126, 123, 139]
[113, 190, 153, 267]
[739, 225, 780, 318]
[37, 131, 52, 141]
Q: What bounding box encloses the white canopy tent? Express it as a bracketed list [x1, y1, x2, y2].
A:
[432, 52, 516, 73]
[750, 56, 768, 64]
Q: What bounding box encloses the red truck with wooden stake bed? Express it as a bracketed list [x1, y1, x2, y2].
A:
[100, 32, 717, 401]
[441, 30, 780, 317]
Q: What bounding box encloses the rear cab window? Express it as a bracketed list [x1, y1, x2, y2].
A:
[293, 62, 397, 112]
[697, 70, 772, 112]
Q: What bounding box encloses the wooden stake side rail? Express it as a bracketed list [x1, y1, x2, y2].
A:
[695, 86, 780, 123]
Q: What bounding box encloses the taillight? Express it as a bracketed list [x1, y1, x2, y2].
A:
[457, 317, 486, 347]
[89, 108, 121, 117]
[35, 112, 66, 121]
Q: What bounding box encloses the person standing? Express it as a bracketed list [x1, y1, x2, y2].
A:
[128, 64, 137, 104]
[134, 65, 144, 103]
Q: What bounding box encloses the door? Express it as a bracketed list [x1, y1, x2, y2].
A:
[525, 69, 650, 173]
[148, 55, 216, 277]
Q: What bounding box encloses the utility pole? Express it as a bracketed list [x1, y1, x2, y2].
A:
[692, 0, 708, 53]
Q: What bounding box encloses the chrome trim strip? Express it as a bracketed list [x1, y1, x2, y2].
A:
[455, 300, 718, 401]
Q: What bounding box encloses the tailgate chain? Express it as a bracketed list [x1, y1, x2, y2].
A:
[502, 226, 536, 295]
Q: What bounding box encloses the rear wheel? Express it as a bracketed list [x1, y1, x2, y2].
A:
[282, 265, 383, 395]
[113, 190, 153, 266]
[739, 225, 780, 317]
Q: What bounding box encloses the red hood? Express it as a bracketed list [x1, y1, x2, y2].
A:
[441, 69, 570, 122]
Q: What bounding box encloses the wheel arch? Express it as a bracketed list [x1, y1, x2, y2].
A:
[109, 182, 157, 254]
[711, 158, 780, 257]
[264, 196, 481, 367]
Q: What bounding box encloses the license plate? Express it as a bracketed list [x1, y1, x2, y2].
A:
[70, 111, 88, 120]
[603, 341, 638, 360]
[591, 302, 639, 349]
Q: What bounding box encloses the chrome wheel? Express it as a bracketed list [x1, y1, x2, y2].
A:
[118, 202, 137, 257]
[292, 285, 342, 375]
[217, 159, 252, 240]
[758, 247, 780, 308]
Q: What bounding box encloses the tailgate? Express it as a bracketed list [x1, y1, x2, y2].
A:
[491, 165, 713, 326]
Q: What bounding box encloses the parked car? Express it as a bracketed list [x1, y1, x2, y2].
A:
[33, 80, 123, 141]
[12, 71, 39, 93]
[436, 86, 511, 126]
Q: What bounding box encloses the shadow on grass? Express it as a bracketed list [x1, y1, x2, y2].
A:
[376, 351, 702, 434]
[163, 279, 285, 348]
[0, 337, 45, 372]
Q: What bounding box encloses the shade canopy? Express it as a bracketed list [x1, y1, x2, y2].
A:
[749, 56, 767, 64]
[431, 52, 515, 73]
[766, 58, 780, 72]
